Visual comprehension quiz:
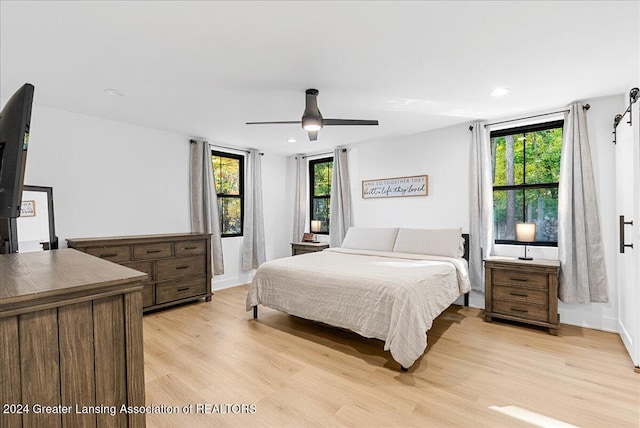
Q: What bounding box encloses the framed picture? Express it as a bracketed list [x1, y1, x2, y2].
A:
[20, 200, 36, 217]
[362, 175, 428, 199]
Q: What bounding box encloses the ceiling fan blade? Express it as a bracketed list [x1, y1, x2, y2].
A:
[308, 130, 318, 141]
[323, 119, 379, 126]
[246, 121, 301, 125]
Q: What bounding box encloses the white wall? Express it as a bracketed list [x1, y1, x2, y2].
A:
[16, 189, 50, 252]
[346, 94, 624, 332]
[350, 124, 470, 229]
[20, 103, 291, 291]
[23, 104, 191, 239]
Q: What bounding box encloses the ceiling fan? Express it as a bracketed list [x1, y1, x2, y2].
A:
[246, 89, 379, 141]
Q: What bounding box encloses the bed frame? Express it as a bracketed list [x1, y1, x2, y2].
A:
[252, 233, 471, 371]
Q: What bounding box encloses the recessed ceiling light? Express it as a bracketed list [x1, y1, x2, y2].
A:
[287, 138, 296, 143]
[490, 88, 510, 97]
[104, 88, 126, 97]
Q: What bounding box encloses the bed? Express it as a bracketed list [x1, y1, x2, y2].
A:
[246, 227, 471, 370]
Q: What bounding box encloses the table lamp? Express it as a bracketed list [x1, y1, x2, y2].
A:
[516, 223, 536, 260]
[311, 220, 322, 242]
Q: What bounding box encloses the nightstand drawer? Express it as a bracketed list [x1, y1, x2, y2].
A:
[493, 300, 549, 322]
[493, 285, 548, 305]
[484, 257, 560, 335]
[493, 270, 548, 289]
[156, 277, 207, 304]
[291, 242, 329, 256]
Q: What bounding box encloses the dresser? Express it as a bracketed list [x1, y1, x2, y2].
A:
[484, 257, 560, 335]
[291, 241, 330, 256]
[67, 233, 212, 312]
[0, 249, 147, 428]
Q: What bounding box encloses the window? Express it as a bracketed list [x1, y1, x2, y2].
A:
[211, 150, 244, 237]
[491, 120, 563, 246]
[309, 157, 333, 234]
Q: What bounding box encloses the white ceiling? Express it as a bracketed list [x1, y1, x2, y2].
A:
[1, 1, 638, 155]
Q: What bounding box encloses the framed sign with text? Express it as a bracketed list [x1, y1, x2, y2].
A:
[20, 200, 36, 217]
[362, 175, 428, 199]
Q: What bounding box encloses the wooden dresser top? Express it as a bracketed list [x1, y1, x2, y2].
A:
[0, 249, 147, 308]
[67, 232, 210, 247]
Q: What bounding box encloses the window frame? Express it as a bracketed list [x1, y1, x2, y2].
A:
[308, 156, 333, 235]
[211, 150, 245, 238]
[491, 119, 563, 247]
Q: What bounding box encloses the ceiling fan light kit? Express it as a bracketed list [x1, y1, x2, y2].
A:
[302, 89, 323, 132]
[246, 88, 378, 142]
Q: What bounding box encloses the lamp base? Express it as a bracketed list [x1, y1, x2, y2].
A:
[518, 256, 533, 261]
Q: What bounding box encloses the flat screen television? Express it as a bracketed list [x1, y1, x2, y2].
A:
[0, 83, 34, 219]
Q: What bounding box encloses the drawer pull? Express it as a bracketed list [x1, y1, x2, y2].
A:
[176, 265, 190, 270]
[147, 249, 163, 254]
[100, 253, 118, 258]
[177, 287, 190, 292]
[509, 277, 529, 282]
[510, 292, 528, 298]
[184, 246, 198, 250]
[510, 307, 529, 313]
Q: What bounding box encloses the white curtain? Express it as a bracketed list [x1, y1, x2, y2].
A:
[242, 149, 266, 270]
[189, 139, 224, 275]
[558, 103, 608, 303]
[469, 122, 494, 291]
[292, 154, 307, 242]
[329, 148, 352, 247]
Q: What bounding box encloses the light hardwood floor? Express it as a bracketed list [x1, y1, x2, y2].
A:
[143, 285, 639, 427]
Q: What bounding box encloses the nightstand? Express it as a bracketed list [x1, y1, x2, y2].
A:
[484, 257, 560, 335]
[291, 242, 329, 256]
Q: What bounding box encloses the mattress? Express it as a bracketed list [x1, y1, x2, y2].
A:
[246, 247, 470, 368]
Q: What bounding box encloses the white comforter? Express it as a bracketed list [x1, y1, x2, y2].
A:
[246, 248, 471, 368]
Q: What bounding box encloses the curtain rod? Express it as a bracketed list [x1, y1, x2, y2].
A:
[300, 148, 347, 159]
[468, 104, 591, 131]
[190, 140, 263, 155]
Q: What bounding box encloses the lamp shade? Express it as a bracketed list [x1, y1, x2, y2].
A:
[516, 223, 536, 242]
[311, 220, 322, 233]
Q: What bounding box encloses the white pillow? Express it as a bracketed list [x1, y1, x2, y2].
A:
[341, 227, 399, 252]
[393, 228, 464, 258]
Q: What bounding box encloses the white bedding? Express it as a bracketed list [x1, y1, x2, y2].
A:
[246, 247, 471, 368]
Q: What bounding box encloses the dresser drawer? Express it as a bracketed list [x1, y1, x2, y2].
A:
[85, 245, 131, 263]
[156, 277, 207, 304]
[133, 242, 173, 260]
[175, 240, 206, 256]
[155, 256, 206, 281]
[493, 300, 549, 322]
[493, 269, 548, 289]
[122, 260, 153, 282]
[492, 284, 548, 306]
[142, 284, 155, 307]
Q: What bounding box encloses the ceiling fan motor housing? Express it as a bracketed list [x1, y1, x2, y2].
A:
[302, 89, 323, 130]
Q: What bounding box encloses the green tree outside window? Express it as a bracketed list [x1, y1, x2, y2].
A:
[491, 121, 563, 244]
[212, 151, 244, 237]
[309, 157, 333, 234]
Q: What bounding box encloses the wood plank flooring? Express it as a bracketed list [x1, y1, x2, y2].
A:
[143, 285, 639, 427]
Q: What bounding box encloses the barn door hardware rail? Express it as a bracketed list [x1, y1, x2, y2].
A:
[612, 87, 639, 144]
[619, 215, 634, 253]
